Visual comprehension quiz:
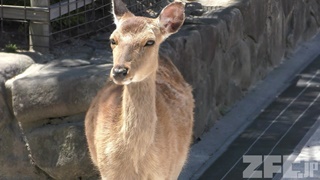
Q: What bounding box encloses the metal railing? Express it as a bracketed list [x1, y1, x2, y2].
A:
[0, 0, 169, 53]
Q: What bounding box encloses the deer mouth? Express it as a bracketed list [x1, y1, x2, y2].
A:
[111, 75, 133, 85]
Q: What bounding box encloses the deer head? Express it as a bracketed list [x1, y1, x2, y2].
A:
[110, 0, 185, 85]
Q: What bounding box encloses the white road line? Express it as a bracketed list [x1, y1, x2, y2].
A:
[247, 77, 320, 179]
[221, 70, 320, 180]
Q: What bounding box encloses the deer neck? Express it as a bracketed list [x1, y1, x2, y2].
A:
[121, 71, 157, 150]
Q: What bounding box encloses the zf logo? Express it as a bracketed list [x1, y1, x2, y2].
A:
[243, 155, 319, 178]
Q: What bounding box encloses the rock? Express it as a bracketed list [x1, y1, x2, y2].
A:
[0, 78, 49, 179]
[1, 73, 50, 179]
[0, 52, 34, 81]
[0, 77, 9, 128]
[90, 49, 113, 64]
[25, 115, 98, 179]
[0, 119, 50, 179]
[238, 0, 268, 43]
[290, 1, 307, 48]
[52, 42, 94, 60]
[309, 0, 320, 27]
[266, 0, 286, 66]
[47, 59, 91, 67]
[85, 39, 109, 50]
[0, 58, 30, 178]
[91, 32, 111, 42]
[6, 62, 112, 123]
[227, 40, 251, 91]
[218, 8, 244, 50]
[243, 36, 259, 84]
[65, 46, 94, 60]
[256, 33, 272, 78]
[185, 2, 204, 16]
[303, 1, 319, 40]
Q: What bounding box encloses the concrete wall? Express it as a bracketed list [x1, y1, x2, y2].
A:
[0, 0, 319, 178]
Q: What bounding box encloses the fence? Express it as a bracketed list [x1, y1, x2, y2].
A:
[0, 0, 169, 53]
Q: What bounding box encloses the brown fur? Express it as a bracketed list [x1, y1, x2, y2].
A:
[85, 2, 194, 179]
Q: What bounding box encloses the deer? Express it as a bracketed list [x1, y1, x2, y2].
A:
[85, 0, 194, 179]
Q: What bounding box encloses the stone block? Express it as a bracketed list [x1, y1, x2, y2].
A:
[6, 62, 112, 123]
[0, 77, 9, 128]
[0, 52, 34, 81]
[292, 1, 307, 47]
[228, 40, 251, 90]
[207, 7, 244, 50]
[26, 115, 98, 179]
[266, 0, 286, 66]
[0, 122, 45, 179]
[238, 0, 268, 43]
[0, 80, 47, 178]
[303, 1, 319, 41]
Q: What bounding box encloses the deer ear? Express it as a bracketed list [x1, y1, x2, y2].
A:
[158, 2, 185, 36]
[112, 0, 134, 25]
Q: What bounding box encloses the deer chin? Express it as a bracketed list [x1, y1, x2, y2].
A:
[112, 76, 133, 85]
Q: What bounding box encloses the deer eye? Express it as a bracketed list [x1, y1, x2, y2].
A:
[110, 38, 117, 45]
[145, 40, 155, 47]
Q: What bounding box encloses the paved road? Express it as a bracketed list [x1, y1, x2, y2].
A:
[198, 55, 320, 179]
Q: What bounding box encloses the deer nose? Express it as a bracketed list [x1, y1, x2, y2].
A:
[112, 66, 128, 78]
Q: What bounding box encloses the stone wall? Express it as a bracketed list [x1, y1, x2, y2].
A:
[0, 0, 319, 178]
[166, 0, 320, 138]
